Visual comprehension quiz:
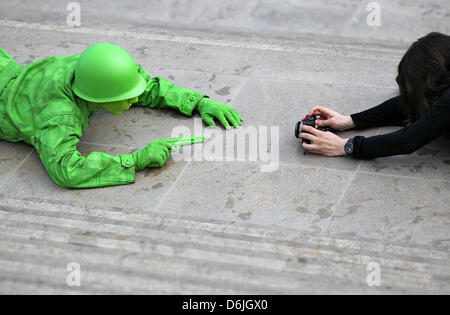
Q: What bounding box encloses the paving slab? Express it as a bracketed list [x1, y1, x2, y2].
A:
[253, 49, 400, 90]
[326, 173, 450, 250]
[0, 143, 189, 212]
[157, 161, 353, 233]
[231, 77, 388, 170]
[359, 126, 450, 181]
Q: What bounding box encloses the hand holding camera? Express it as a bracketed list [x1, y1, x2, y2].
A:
[300, 106, 356, 132]
[295, 106, 353, 157]
[295, 115, 331, 143]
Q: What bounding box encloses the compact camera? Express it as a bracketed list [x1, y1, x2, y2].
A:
[295, 115, 330, 144]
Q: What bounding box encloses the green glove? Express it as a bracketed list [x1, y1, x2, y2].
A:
[132, 137, 205, 171]
[132, 139, 173, 171]
[197, 98, 243, 129]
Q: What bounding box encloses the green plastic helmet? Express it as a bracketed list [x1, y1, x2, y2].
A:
[72, 43, 146, 103]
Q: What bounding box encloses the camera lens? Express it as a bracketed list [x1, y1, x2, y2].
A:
[295, 121, 301, 138]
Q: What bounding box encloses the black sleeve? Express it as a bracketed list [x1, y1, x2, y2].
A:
[352, 88, 450, 160]
[350, 95, 409, 129]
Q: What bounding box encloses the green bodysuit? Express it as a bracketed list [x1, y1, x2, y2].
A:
[0, 47, 205, 188]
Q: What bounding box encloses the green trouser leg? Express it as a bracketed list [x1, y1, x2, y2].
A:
[0, 47, 15, 71]
[0, 48, 18, 140]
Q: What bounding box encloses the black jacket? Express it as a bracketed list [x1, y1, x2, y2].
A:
[350, 87, 450, 159]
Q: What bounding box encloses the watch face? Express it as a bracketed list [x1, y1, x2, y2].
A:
[345, 140, 353, 154]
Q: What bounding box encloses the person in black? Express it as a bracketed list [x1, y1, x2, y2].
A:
[298, 32, 450, 159]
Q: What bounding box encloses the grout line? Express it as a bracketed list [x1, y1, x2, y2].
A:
[160, 67, 398, 91]
[284, 160, 450, 183]
[323, 160, 363, 232]
[247, 0, 262, 20]
[357, 170, 450, 182]
[337, 161, 363, 207]
[285, 161, 358, 175]
[181, 159, 449, 184]
[227, 71, 254, 107]
[224, 49, 263, 107]
[342, 0, 365, 35]
[0, 148, 35, 187]
[348, 127, 383, 175]
[12, 148, 35, 174]
[154, 160, 192, 212]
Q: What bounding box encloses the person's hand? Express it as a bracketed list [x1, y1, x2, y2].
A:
[299, 125, 348, 157]
[132, 139, 173, 171]
[197, 98, 243, 129]
[300, 106, 355, 131]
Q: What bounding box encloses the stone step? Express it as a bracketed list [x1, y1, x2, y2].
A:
[0, 0, 447, 44]
[0, 20, 403, 91]
[0, 197, 447, 293]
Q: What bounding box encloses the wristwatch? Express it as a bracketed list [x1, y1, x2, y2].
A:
[344, 138, 354, 156]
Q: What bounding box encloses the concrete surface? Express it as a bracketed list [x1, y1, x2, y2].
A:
[0, 0, 449, 294]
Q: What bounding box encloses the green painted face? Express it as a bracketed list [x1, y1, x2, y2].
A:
[92, 97, 139, 115]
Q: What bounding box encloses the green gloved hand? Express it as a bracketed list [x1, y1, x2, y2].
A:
[197, 98, 243, 129]
[132, 139, 173, 171]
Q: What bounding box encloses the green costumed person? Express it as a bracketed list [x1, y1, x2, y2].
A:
[0, 43, 242, 188]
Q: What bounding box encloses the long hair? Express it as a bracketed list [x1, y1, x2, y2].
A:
[396, 32, 450, 123]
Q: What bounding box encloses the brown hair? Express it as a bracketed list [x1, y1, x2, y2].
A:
[396, 32, 450, 123]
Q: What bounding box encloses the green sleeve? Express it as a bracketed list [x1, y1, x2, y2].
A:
[134, 64, 206, 116]
[32, 114, 136, 189]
